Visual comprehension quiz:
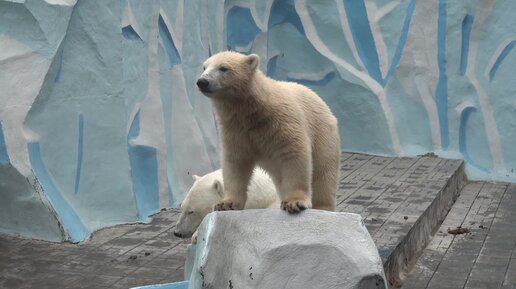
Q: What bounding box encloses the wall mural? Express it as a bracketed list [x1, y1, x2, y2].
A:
[0, 0, 514, 241]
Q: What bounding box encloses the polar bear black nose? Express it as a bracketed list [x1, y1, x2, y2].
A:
[196, 78, 209, 90]
[173, 230, 183, 238]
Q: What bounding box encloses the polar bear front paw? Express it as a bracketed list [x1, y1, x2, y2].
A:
[281, 198, 312, 214]
[214, 200, 240, 211]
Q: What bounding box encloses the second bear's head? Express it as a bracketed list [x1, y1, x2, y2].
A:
[196, 51, 260, 99]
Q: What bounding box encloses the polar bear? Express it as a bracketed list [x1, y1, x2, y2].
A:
[173, 168, 279, 240]
[196, 51, 341, 214]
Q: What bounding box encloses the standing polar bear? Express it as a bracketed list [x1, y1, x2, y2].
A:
[197, 51, 340, 213]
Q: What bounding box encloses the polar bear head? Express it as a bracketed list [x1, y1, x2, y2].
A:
[196, 51, 260, 98]
[173, 170, 224, 238]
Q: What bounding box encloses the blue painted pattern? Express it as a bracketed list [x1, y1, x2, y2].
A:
[0, 122, 9, 166]
[74, 113, 84, 194]
[226, 6, 261, 51]
[436, 0, 449, 150]
[122, 25, 141, 40]
[28, 142, 89, 242]
[459, 107, 490, 173]
[343, 0, 383, 84]
[383, 0, 416, 85]
[158, 15, 181, 68]
[460, 14, 474, 76]
[128, 112, 160, 221]
[489, 40, 516, 81]
[269, 0, 305, 35]
[131, 281, 189, 289]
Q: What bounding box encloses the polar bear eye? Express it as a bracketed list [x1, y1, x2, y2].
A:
[202, 66, 206, 71]
[187, 210, 194, 215]
[219, 66, 229, 72]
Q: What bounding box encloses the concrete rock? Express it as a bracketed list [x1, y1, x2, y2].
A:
[185, 209, 387, 289]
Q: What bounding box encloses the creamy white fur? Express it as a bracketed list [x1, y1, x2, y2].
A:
[174, 168, 279, 239]
[198, 51, 341, 213]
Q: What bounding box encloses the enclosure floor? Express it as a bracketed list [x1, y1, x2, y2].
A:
[0, 210, 186, 289]
[0, 152, 463, 289]
[337, 153, 463, 263]
[402, 182, 516, 289]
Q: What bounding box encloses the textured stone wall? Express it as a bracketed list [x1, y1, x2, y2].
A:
[1, 0, 515, 241]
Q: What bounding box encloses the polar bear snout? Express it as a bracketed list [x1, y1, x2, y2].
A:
[196, 78, 211, 93]
[173, 230, 190, 238]
[196, 78, 209, 89]
[174, 212, 198, 239]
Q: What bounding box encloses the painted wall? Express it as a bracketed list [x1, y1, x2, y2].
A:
[1, 0, 515, 241]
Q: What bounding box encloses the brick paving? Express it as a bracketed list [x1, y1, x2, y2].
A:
[402, 182, 516, 289]
[0, 211, 187, 289]
[0, 153, 464, 289]
[337, 153, 463, 262]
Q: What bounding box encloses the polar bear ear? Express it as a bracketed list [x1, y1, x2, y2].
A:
[213, 180, 224, 197]
[192, 174, 201, 181]
[247, 54, 260, 70]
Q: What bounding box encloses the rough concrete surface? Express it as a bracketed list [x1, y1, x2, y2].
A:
[186, 210, 387, 289]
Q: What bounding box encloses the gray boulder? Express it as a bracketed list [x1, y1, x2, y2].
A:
[185, 209, 387, 289]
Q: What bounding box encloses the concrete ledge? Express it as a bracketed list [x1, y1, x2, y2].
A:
[383, 162, 467, 287]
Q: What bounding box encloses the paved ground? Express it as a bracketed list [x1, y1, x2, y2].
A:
[337, 153, 463, 262]
[402, 182, 516, 289]
[0, 210, 187, 288]
[0, 153, 464, 289]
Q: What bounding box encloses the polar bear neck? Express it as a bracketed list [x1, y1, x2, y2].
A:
[211, 70, 276, 126]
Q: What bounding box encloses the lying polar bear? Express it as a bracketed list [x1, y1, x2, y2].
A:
[173, 168, 279, 242]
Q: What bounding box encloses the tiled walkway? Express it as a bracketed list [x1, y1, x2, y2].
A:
[402, 182, 516, 289]
[0, 153, 465, 289]
[0, 211, 187, 289]
[337, 153, 463, 262]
